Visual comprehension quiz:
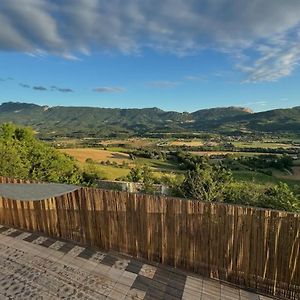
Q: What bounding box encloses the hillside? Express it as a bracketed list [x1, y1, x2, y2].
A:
[0, 101, 299, 137]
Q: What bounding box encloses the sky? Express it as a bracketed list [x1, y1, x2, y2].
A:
[0, 1, 300, 112]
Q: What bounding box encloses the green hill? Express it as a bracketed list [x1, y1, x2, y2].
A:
[0, 101, 299, 137]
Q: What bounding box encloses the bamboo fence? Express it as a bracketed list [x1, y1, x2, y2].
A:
[0, 177, 299, 299]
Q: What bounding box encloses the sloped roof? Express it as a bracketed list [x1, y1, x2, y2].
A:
[0, 183, 80, 201]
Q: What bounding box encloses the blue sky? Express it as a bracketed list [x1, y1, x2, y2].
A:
[0, 1, 300, 112]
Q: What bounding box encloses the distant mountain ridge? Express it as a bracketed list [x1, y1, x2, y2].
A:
[0, 101, 299, 137]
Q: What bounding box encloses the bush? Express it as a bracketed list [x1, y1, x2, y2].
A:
[85, 158, 94, 164]
[258, 183, 300, 212]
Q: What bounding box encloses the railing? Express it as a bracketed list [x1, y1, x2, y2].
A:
[0, 177, 299, 299]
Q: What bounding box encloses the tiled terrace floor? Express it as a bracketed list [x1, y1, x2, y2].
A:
[0, 225, 273, 300]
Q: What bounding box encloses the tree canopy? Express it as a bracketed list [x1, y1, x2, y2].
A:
[0, 123, 82, 184]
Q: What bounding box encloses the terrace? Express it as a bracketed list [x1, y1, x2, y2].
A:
[0, 177, 299, 299]
[0, 225, 269, 299]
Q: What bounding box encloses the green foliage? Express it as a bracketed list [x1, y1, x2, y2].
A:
[128, 167, 143, 182]
[0, 123, 82, 184]
[223, 181, 300, 212]
[223, 182, 265, 206]
[237, 155, 293, 171]
[258, 183, 300, 212]
[177, 162, 232, 202]
[127, 166, 156, 194]
[166, 157, 300, 212]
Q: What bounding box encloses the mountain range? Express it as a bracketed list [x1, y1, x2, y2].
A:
[0, 102, 299, 138]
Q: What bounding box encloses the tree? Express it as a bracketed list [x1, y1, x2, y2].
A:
[128, 166, 143, 182]
[0, 123, 82, 184]
[178, 162, 232, 202]
[140, 166, 156, 194]
[127, 166, 156, 194]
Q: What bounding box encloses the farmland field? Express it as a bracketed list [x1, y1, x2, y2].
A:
[232, 141, 296, 149]
[274, 166, 300, 181]
[168, 139, 203, 147]
[190, 151, 273, 157]
[98, 138, 158, 148]
[60, 148, 131, 164]
[82, 164, 130, 180]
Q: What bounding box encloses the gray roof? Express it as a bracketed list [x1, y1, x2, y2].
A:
[0, 183, 80, 201]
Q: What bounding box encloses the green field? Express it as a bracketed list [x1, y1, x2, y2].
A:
[233, 170, 299, 188]
[232, 141, 296, 149]
[135, 158, 181, 171]
[83, 163, 130, 180]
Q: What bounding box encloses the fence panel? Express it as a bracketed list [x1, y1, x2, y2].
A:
[0, 177, 299, 299]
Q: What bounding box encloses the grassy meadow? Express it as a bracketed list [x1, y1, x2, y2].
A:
[57, 137, 299, 184]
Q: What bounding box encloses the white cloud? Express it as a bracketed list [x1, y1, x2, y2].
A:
[93, 87, 124, 93]
[2, 1, 300, 81]
[147, 81, 180, 89]
[184, 75, 207, 81]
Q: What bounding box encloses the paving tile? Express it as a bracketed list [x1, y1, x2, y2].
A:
[131, 275, 152, 292]
[77, 247, 95, 259]
[66, 245, 85, 257]
[165, 284, 185, 299]
[182, 288, 200, 300]
[125, 288, 146, 300]
[0, 226, 9, 234]
[126, 260, 143, 274]
[40, 237, 56, 248]
[32, 236, 48, 245]
[111, 282, 131, 295]
[101, 254, 118, 267]
[14, 232, 32, 241]
[23, 233, 40, 243]
[5, 229, 23, 238]
[0, 225, 272, 300]
[92, 263, 111, 276]
[1, 228, 18, 236]
[139, 264, 157, 279]
[113, 259, 130, 271]
[89, 250, 106, 263]
[144, 286, 166, 299]
[184, 275, 203, 292]
[48, 240, 65, 250]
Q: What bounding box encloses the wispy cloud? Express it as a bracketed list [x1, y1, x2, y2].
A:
[33, 86, 48, 91]
[147, 81, 180, 89]
[184, 75, 207, 82]
[0, 77, 14, 81]
[1, 1, 300, 81]
[51, 86, 74, 93]
[238, 31, 300, 82]
[93, 87, 124, 93]
[19, 83, 30, 88]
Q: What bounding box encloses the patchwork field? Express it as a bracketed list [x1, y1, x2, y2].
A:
[168, 140, 203, 147]
[60, 148, 131, 164]
[98, 138, 157, 148]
